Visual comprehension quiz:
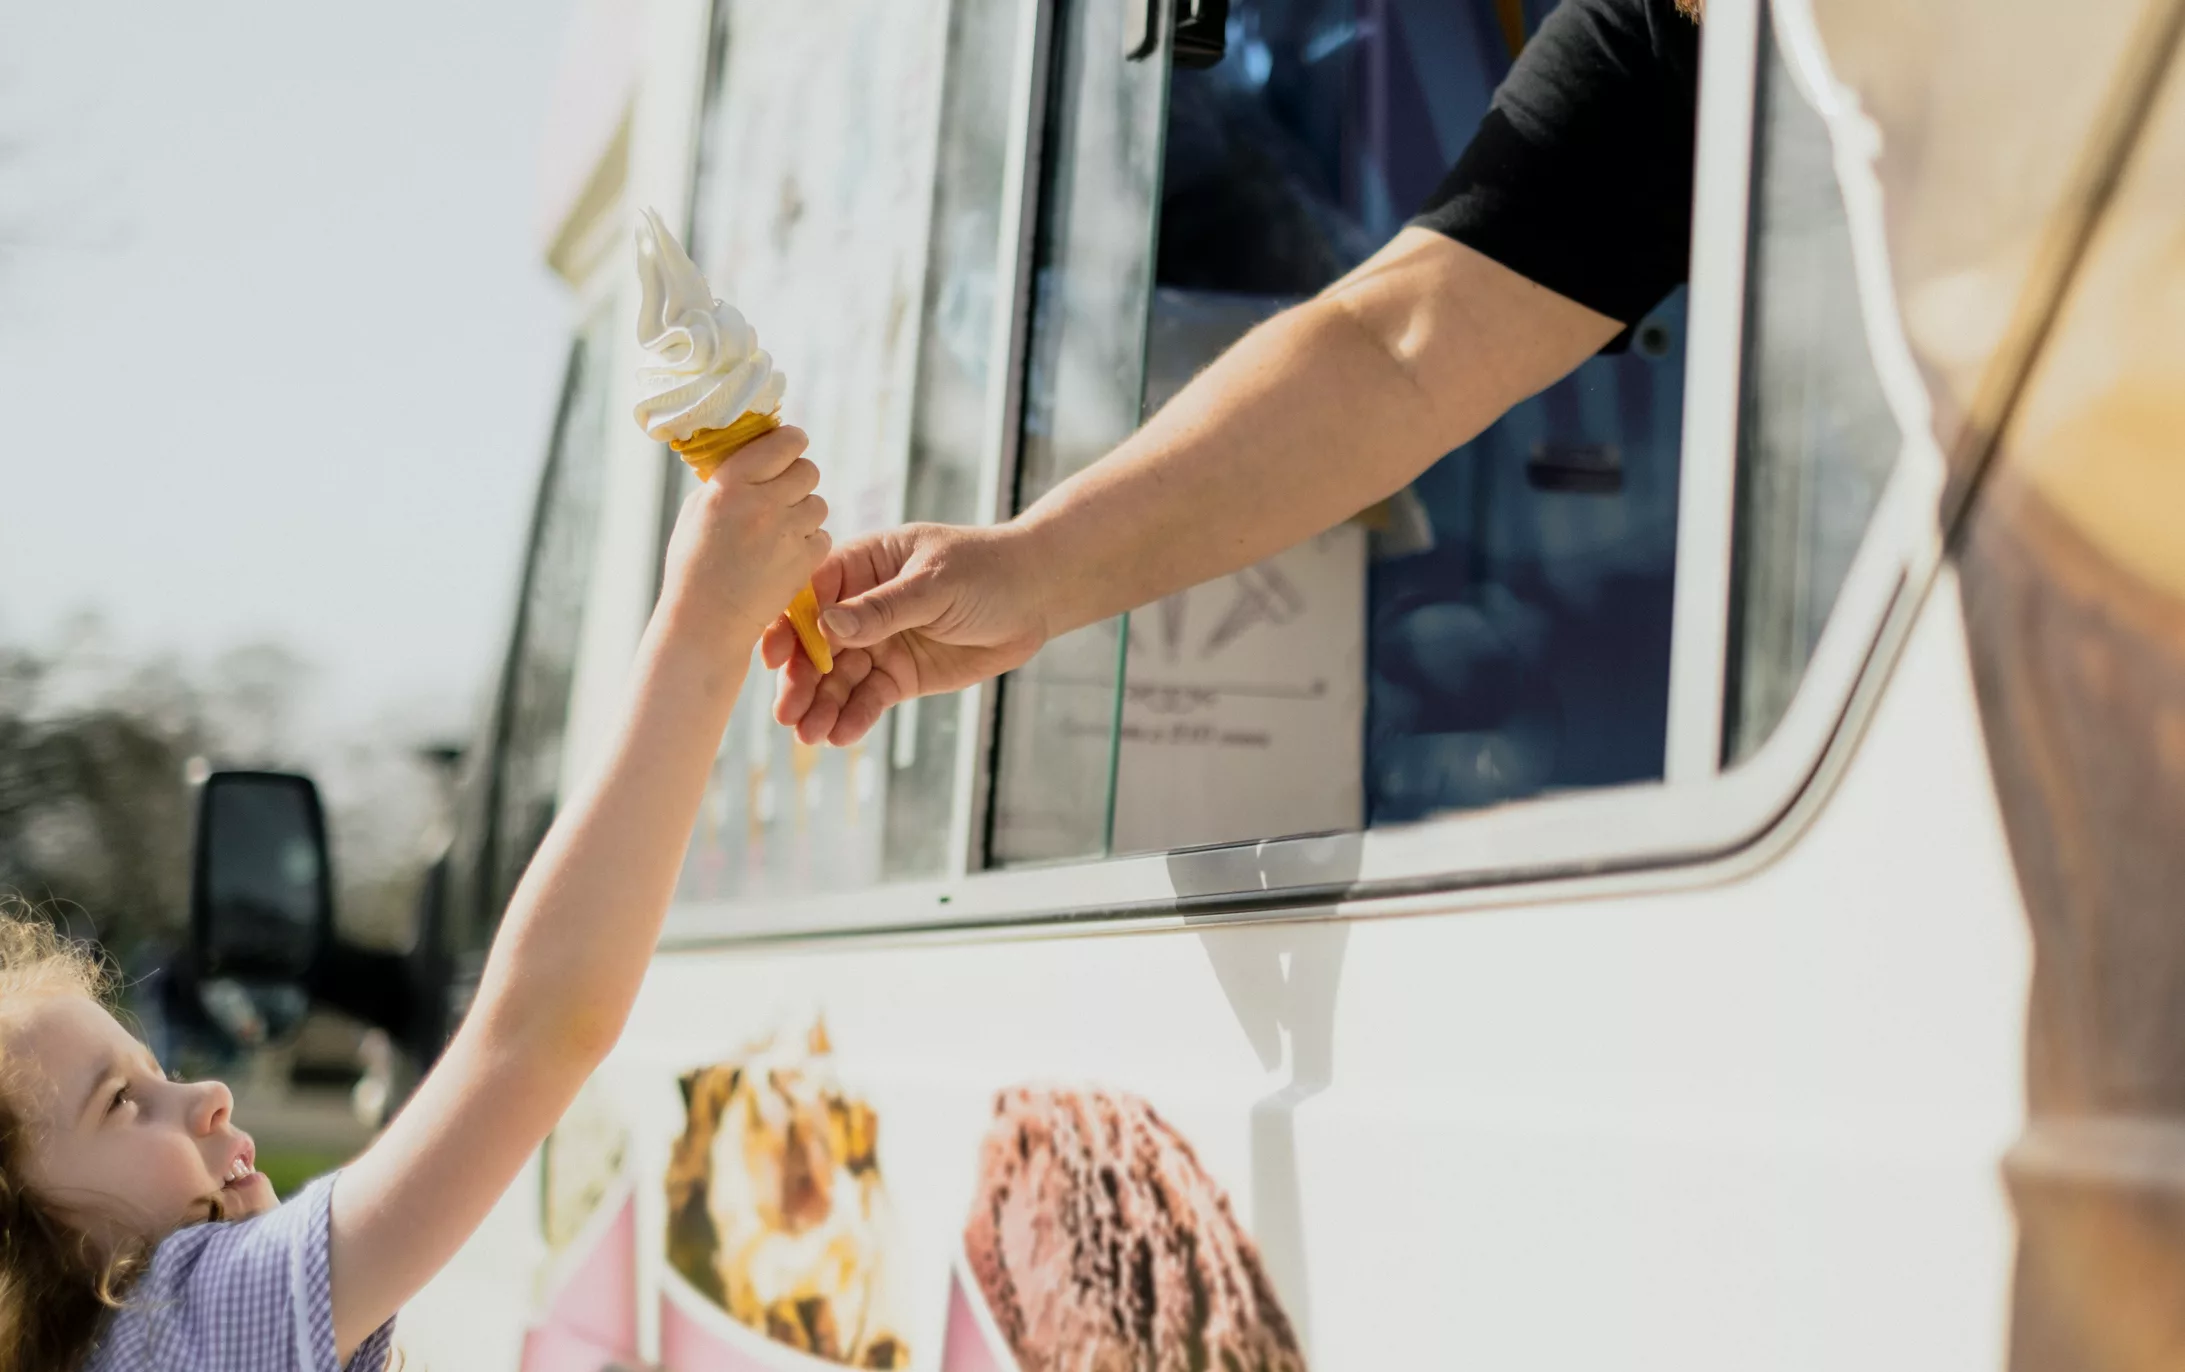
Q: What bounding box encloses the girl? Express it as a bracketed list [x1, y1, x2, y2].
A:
[0, 424, 831, 1371]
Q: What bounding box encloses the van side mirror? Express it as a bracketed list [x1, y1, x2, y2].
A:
[191, 771, 332, 983]
[188, 768, 438, 1064]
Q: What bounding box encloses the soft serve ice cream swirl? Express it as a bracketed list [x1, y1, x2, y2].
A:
[632, 206, 786, 443]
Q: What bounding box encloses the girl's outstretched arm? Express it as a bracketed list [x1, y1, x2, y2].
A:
[324, 427, 829, 1359]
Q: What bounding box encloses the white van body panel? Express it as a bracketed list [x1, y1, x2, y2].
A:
[400, 566, 2029, 1368]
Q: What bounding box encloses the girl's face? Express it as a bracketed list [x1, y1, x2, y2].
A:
[7, 993, 277, 1252]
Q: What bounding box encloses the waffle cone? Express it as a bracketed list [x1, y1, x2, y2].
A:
[671, 411, 834, 675]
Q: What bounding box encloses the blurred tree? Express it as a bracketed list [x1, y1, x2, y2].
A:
[0, 621, 443, 962]
[205, 642, 314, 766]
[319, 724, 447, 952]
[0, 635, 207, 958]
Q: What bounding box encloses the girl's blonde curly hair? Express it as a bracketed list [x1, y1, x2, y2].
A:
[0, 897, 150, 1372]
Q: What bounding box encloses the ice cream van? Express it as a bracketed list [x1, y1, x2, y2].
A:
[181, 0, 2185, 1366]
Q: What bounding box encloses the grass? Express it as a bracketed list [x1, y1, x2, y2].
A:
[255, 1148, 351, 1200]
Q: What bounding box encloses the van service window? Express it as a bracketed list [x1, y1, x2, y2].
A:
[665, 0, 1921, 930]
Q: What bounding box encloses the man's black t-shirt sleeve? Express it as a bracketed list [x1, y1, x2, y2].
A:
[1411, 0, 1701, 331]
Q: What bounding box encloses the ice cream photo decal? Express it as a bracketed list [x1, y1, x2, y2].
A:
[954, 1086, 1307, 1372]
[634, 206, 833, 674]
[662, 1020, 908, 1369]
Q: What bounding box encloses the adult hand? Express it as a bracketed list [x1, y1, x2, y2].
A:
[763, 523, 1050, 746]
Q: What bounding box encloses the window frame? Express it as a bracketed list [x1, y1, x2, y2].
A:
[1662, 0, 1764, 785]
[658, 0, 1953, 948]
[470, 338, 585, 943]
[465, 290, 623, 957]
[935, 0, 1057, 877]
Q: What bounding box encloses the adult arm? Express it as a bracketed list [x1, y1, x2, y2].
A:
[1018, 227, 1617, 630]
[772, 229, 1620, 744]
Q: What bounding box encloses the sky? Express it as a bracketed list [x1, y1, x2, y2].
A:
[0, 0, 583, 739]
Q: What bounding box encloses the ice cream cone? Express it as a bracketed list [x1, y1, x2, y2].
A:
[670, 410, 834, 675]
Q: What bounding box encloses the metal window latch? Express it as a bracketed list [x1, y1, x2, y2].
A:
[1174, 0, 1227, 66]
[1125, 0, 1228, 66]
[1124, 0, 1161, 59]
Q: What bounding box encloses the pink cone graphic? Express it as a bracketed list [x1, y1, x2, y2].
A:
[520, 1195, 640, 1372]
[940, 1260, 1015, 1372]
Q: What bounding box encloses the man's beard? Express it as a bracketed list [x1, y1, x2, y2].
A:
[1675, 0, 1703, 16]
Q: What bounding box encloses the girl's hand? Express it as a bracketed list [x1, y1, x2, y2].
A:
[660, 424, 832, 655]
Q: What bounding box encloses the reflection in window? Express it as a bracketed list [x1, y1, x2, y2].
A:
[1369, 293, 1686, 822]
[885, 0, 1024, 879]
[985, 0, 1171, 864]
[673, 0, 1012, 901]
[1722, 15, 1900, 764]
[485, 327, 609, 922]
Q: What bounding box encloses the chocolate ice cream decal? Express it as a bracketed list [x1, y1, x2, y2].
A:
[959, 1087, 1307, 1372]
[665, 1020, 908, 1368]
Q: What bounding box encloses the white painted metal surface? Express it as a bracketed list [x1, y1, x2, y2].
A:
[1663, 0, 1760, 786]
[404, 570, 2030, 1371]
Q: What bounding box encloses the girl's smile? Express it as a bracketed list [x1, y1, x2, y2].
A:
[6, 993, 277, 1248]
